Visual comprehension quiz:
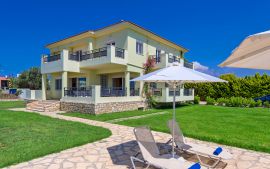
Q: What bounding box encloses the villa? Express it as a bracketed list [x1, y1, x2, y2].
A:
[38, 21, 194, 114]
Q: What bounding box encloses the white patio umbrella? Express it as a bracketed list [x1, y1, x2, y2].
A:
[219, 30, 270, 70]
[131, 63, 226, 157]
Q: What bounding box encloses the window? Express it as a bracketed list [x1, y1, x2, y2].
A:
[136, 41, 143, 55]
[156, 49, 161, 63]
[78, 78, 86, 88]
[150, 82, 157, 89]
[55, 79, 62, 90]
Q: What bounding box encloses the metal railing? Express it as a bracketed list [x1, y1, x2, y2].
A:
[168, 56, 180, 63]
[69, 47, 108, 61]
[184, 89, 193, 96]
[151, 88, 162, 96]
[169, 89, 180, 96]
[68, 47, 125, 61]
[101, 87, 127, 97]
[43, 54, 61, 63]
[130, 88, 140, 96]
[115, 47, 125, 58]
[184, 61, 193, 69]
[64, 87, 92, 97]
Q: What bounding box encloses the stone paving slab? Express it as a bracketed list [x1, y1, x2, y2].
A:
[5, 108, 270, 169]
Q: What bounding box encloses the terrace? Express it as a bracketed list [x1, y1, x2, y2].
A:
[41, 45, 127, 74]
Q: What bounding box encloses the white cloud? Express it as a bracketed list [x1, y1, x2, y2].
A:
[192, 61, 209, 71]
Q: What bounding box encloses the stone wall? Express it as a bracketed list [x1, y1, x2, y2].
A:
[60, 101, 146, 114]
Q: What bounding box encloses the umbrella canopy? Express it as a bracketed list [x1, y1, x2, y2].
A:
[131, 63, 226, 158]
[131, 63, 226, 83]
[219, 30, 270, 70]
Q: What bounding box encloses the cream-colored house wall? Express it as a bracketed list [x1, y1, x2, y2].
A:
[95, 29, 128, 49]
[49, 37, 94, 53]
[127, 29, 183, 68]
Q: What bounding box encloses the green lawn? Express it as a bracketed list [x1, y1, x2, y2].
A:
[114, 105, 270, 153]
[0, 101, 25, 109]
[63, 108, 168, 122]
[0, 102, 111, 168]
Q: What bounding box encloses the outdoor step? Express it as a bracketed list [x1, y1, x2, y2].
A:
[26, 100, 60, 112]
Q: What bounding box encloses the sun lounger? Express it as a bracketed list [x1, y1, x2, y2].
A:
[130, 126, 203, 169]
[167, 120, 232, 168]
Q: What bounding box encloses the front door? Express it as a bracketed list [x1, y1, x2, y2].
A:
[71, 78, 77, 88]
[112, 78, 124, 89]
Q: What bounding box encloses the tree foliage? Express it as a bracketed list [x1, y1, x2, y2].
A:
[143, 56, 156, 108]
[16, 67, 42, 90]
[185, 73, 270, 100]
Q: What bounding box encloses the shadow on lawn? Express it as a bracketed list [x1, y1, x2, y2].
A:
[107, 140, 227, 169]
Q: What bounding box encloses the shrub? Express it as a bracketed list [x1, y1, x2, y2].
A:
[216, 97, 228, 106]
[264, 101, 270, 108]
[249, 99, 256, 108]
[206, 97, 216, 105]
[194, 96, 200, 104]
[228, 97, 240, 107]
[256, 100, 263, 107]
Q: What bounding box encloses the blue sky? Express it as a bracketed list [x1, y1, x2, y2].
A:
[1, 0, 270, 77]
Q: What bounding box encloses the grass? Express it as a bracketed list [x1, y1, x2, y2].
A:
[0, 101, 25, 109]
[63, 108, 169, 122]
[0, 102, 111, 168]
[114, 105, 270, 153]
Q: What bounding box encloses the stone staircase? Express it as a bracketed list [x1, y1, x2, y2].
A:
[26, 100, 60, 112]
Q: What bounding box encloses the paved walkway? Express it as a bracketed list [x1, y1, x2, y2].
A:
[6, 108, 270, 169]
[106, 111, 168, 123]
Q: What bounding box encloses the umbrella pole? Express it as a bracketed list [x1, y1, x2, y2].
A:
[172, 82, 176, 158]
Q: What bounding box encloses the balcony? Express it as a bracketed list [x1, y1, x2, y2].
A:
[68, 46, 125, 62]
[168, 56, 180, 63]
[42, 54, 61, 63]
[41, 46, 126, 74]
[101, 87, 127, 97]
[64, 87, 92, 97]
[184, 61, 194, 69]
[61, 85, 142, 104]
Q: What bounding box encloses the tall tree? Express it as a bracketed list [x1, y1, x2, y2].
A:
[16, 67, 42, 90]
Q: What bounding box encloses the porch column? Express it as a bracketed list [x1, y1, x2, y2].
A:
[41, 74, 47, 100]
[62, 71, 68, 97]
[139, 72, 144, 96]
[125, 71, 130, 96]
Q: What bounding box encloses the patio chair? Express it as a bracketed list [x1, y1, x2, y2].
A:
[130, 126, 203, 169]
[167, 120, 232, 168]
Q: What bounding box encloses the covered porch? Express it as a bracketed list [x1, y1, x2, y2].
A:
[41, 65, 144, 103]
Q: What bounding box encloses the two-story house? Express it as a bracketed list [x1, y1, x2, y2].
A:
[40, 21, 194, 114]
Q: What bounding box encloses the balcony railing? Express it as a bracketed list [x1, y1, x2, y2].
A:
[184, 61, 193, 69]
[64, 87, 92, 97]
[69, 47, 107, 61]
[68, 46, 125, 62]
[130, 88, 140, 96]
[101, 87, 127, 97]
[115, 47, 125, 58]
[43, 54, 61, 63]
[169, 90, 180, 96]
[151, 88, 162, 96]
[184, 89, 193, 96]
[168, 56, 180, 63]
